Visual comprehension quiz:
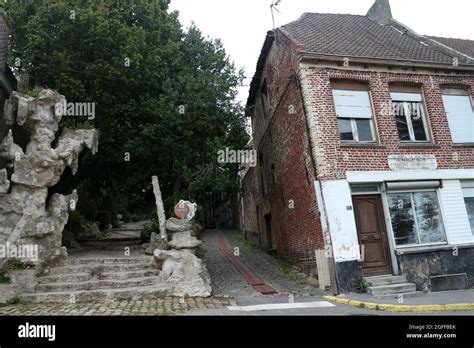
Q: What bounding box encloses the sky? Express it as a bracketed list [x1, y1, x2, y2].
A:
[169, 0, 474, 104]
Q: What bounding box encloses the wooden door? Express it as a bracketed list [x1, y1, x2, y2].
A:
[352, 195, 392, 276]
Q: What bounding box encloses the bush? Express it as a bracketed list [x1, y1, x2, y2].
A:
[356, 279, 371, 294]
[141, 220, 160, 242]
[96, 211, 112, 231]
[65, 210, 87, 237]
[76, 192, 98, 222]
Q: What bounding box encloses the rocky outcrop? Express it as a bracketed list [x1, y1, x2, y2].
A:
[166, 217, 193, 233]
[0, 89, 98, 270]
[168, 231, 202, 250]
[154, 249, 211, 297]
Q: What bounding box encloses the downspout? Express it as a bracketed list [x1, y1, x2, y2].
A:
[295, 68, 340, 295]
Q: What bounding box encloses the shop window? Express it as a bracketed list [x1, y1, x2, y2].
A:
[442, 88, 474, 144]
[387, 191, 446, 246]
[331, 82, 376, 142]
[462, 181, 474, 235]
[390, 89, 429, 142]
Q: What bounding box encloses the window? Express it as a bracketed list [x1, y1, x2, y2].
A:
[261, 79, 271, 116]
[332, 84, 376, 142]
[390, 90, 429, 142]
[442, 89, 474, 144]
[462, 181, 474, 235]
[387, 191, 446, 246]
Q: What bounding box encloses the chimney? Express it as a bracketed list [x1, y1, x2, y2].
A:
[367, 0, 393, 25]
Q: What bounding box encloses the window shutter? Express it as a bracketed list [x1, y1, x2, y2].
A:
[332, 90, 373, 119]
[390, 92, 423, 102]
[442, 95, 474, 143]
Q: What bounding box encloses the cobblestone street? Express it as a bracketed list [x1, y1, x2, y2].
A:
[202, 229, 322, 297]
[0, 297, 235, 316]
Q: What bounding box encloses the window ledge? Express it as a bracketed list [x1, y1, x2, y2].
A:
[452, 143, 474, 147]
[396, 244, 454, 255]
[340, 142, 386, 148]
[398, 142, 440, 148]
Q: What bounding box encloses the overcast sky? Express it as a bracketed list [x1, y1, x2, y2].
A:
[169, 0, 474, 104]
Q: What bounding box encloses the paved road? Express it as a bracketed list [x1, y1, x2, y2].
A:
[196, 229, 474, 316]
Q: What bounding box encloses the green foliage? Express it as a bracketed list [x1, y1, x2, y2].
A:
[5, 0, 249, 213]
[355, 279, 371, 294]
[141, 216, 160, 242]
[76, 191, 98, 222]
[6, 295, 21, 305]
[65, 210, 87, 238]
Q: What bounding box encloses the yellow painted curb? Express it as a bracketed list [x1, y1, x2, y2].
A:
[323, 295, 474, 312]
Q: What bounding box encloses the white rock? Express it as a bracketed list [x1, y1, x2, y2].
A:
[154, 249, 211, 297]
[168, 231, 202, 250]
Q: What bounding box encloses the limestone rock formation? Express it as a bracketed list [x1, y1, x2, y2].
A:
[168, 231, 202, 250]
[154, 249, 212, 297]
[0, 89, 98, 269]
[166, 217, 193, 233]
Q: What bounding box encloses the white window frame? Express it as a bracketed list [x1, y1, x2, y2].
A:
[442, 90, 474, 144]
[390, 92, 430, 142]
[332, 89, 376, 143]
[462, 180, 474, 235]
[386, 188, 447, 248]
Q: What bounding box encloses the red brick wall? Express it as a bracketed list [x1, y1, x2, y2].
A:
[301, 67, 474, 180]
[244, 32, 324, 270]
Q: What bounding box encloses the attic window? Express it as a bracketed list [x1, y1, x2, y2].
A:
[261, 79, 271, 116]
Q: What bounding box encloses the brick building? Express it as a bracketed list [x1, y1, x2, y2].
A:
[242, 0, 474, 293]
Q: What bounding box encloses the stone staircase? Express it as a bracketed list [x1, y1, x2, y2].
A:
[365, 274, 421, 299]
[21, 255, 168, 303]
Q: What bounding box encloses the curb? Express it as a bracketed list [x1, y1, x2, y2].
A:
[323, 295, 474, 312]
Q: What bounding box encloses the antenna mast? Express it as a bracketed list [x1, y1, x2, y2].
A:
[270, 0, 281, 37]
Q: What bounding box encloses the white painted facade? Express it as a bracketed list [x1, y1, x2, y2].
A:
[321, 168, 474, 265]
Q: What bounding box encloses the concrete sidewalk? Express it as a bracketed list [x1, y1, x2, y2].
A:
[325, 289, 474, 312]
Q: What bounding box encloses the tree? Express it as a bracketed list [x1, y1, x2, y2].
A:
[5, 0, 248, 217]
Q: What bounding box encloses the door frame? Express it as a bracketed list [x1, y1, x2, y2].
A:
[351, 191, 395, 277]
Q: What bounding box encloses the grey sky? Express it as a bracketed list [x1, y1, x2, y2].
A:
[169, 0, 474, 104]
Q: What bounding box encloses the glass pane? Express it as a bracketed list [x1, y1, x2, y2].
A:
[355, 119, 373, 141]
[351, 185, 379, 193]
[408, 102, 427, 141]
[338, 118, 354, 141]
[388, 193, 418, 245]
[413, 192, 446, 243]
[464, 197, 474, 234]
[393, 102, 410, 140]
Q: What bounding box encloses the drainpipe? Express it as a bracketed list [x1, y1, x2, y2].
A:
[295, 68, 340, 295]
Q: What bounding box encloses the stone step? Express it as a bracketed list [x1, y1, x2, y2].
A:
[46, 262, 156, 275]
[368, 283, 417, 297]
[36, 276, 162, 292]
[38, 269, 159, 284]
[21, 284, 169, 303]
[375, 291, 424, 300]
[365, 274, 407, 286]
[66, 257, 152, 265]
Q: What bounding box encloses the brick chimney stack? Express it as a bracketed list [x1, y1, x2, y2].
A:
[367, 0, 393, 25]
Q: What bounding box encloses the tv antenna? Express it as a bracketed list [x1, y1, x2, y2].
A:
[270, 0, 281, 37]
